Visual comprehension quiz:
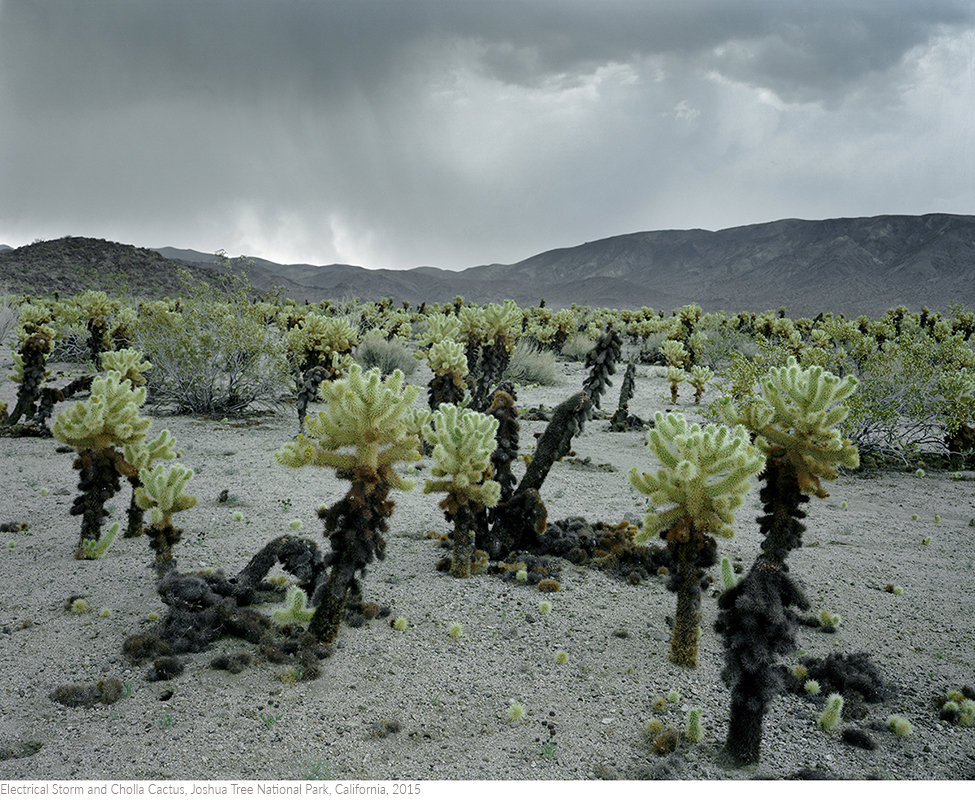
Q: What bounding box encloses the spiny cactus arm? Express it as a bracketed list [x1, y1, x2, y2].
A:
[52, 371, 151, 452]
[272, 586, 315, 623]
[124, 429, 177, 472]
[630, 414, 763, 539]
[404, 407, 432, 442]
[80, 522, 120, 560]
[518, 392, 592, 494]
[718, 359, 860, 497]
[135, 463, 197, 525]
[99, 349, 153, 387]
[275, 434, 360, 471]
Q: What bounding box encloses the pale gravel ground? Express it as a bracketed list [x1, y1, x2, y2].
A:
[1, 357, 974, 781]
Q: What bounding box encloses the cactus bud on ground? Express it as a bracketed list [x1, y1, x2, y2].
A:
[818, 693, 844, 731]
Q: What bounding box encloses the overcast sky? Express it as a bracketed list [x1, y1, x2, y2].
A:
[1, 1, 974, 270]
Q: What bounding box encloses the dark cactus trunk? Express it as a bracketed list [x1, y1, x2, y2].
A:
[309, 568, 348, 644]
[449, 512, 474, 579]
[725, 695, 765, 765]
[716, 449, 811, 764]
[666, 522, 716, 668]
[308, 467, 394, 645]
[71, 449, 122, 558]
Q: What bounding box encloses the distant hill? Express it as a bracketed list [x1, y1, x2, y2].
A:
[3, 214, 974, 316]
[0, 237, 305, 299]
[461, 214, 975, 315]
[155, 214, 975, 315]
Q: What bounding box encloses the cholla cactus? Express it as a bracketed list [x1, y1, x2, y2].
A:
[666, 366, 686, 403]
[472, 300, 522, 409]
[53, 372, 153, 557]
[276, 365, 421, 643]
[719, 356, 859, 499]
[423, 404, 501, 577]
[481, 300, 521, 351]
[418, 313, 463, 349]
[715, 358, 859, 765]
[630, 413, 763, 541]
[287, 313, 359, 374]
[423, 404, 501, 505]
[661, 339, 690, 370]
[6, 308, 54, 426]
[99, 349, 153, 388]
[53, 371, 151, 453]
[122, 428, 177, 537]
[426, 339, 468, 408]
[689, 365, 713, 404]
[630, 413, 763, 667]
[135, 462, 197, 564]
[135, 463, 196, 524]
[287, 313, 359, 427]
[278, 364, 421, 488]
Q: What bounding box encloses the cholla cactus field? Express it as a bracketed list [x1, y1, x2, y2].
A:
[0, 291, 974, 780]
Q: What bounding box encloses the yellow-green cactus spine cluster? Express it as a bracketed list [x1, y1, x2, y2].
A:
[287, 313, 359, 374]
[53, 371, 151, 453]
[423, 404, 501, 507]
[661, 339, 690, 370]
[426, 339, 468, 408]
[630, 412, 763, 668]
[80, 522, 120, 560]
[135, 462, 197, 565]
[136, 463, 197, 527]
[278, 364, 422, 490]
[276, 365, 421, 644]
[630, 413, 763, 541]
[99, 349, 153, 388]
[817, 693, 844, 732]
[417, 313, 463, 350]
[685, 707, 704, 743]
[423, 404, 501, 577]
[272, 586, 316, 624]
[481, 300, 521, 349]
[427, 340, 469, 377]
[719, 356, 859, 499]
[666, 366, 686, 403]
[122, 428, 177, 537]
[689, 365, 713, 404]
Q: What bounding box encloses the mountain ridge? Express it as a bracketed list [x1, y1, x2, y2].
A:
[2, 214, 974, 315]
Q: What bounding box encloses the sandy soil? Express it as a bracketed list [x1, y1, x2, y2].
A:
[1, 357, 974, 781]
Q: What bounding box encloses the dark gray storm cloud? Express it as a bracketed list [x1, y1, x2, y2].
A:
[1, 0, 973, 269]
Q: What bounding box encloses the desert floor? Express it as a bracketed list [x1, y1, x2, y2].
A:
[1, 355, 974, 781]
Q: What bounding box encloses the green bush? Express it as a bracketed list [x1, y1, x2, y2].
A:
[353, 331, 417, 377]
[133, 273, 291, 415]
[504, 339, 559, 385]
[559, 334, 594, 362]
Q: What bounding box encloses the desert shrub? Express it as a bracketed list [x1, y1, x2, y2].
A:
[560, 334, 595, 361]
[504, 339, 559, 385]
[708, 315, 975, 462]
[836, 328, 975, 460]
[354, 331, 417, 377]
[0, 286, 20, 353]
[133, 275, 291, 415]
[691, 324, 762, 372]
